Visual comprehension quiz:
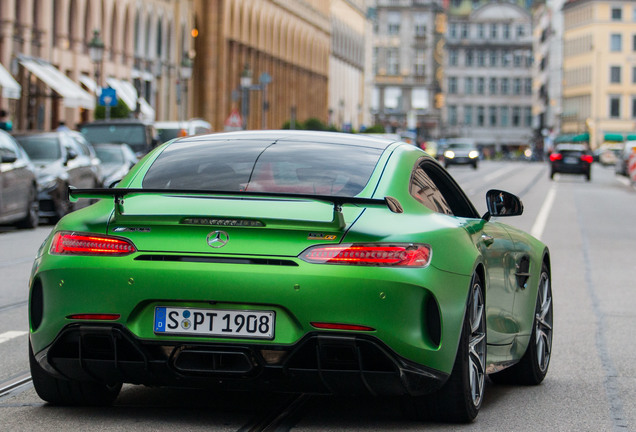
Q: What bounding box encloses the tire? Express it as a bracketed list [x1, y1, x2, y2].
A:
[16, 186, 39, 229]
[29, 340, 122, 406]
[404, 273, 486, 423]
[489, 262, 552, 385]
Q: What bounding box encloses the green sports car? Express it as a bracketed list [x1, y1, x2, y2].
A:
[28, 130, 552, 422]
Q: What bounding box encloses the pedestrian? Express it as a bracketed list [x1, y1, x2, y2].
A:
[56, 121, 71, 132]
[0, 109, 12, 131]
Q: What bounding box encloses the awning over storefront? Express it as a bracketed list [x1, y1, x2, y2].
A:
[19, 58, 94, 109]
[603, 133, 624, 142]
[106, 77, 155, 121]
[0, 62, 21, 99]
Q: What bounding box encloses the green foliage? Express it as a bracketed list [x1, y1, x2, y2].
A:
[362, 124, 385, 134]
[95, 98, 131, 119]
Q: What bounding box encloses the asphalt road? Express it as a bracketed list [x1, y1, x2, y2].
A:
[0, 160, 634, 431]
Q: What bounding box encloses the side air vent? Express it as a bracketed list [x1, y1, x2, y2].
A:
[135, 255, 298, 266]
[515, 256, 531, 289]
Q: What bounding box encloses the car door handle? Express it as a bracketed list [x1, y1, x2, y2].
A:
[481, 233, 494, 246]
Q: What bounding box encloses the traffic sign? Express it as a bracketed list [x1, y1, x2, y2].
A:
[224, 108, 243, 131]
[99, 87, 118, 107]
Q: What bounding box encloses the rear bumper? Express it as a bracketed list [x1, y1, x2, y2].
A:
[34, 324, 448, 396]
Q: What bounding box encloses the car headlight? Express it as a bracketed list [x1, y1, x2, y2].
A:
[468, 150, 479, 159]
[37, 175, 58, 191]
[444, 150, 455, 159]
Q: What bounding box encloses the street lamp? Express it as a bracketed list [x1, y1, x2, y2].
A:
[88, 29, 105, 119]
[240, 63, 252, 129]
[88, 29, 105, 87]
[180, 54, 193, 121]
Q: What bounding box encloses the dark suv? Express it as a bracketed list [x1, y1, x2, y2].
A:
[549, 144, 593, 181]
[79, 119, 159, 158]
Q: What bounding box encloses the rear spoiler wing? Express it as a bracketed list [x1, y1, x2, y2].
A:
[68, 187, 403, 230]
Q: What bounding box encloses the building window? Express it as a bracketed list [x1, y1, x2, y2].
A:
[490, 50, 497, 66]
[477, 50, 485, 67]
[384, 87, 401, 110]
[465, 49, 474, 66]
[489, 77, 497, 94]
[612, 7, 622, 21]
[610, 96, 620, 118]
[503, 24, 510, 39]
[387, 48, 399, 75]
[490, 23, 497, 39]
[412, 88, 429, 110]
[414, 13, 427, 37]
[517, 25, 525, 38]
[524, 106, 532, 127]
[500, 106, 509, 126]
[414, 49, 426, 76]
[525, 78, 532, 95]
[465, 77, 474, 94]
[449, 77, 458, 94]
[477, 77, 485, 95]
[489, 106, 497, 126]
[514, 53, 523, 67]
[610, 66, 621, 83]
[449, 49, 458, 66]
[448, 105, 458, 125]
[461, 23, 469, 39]
[501, 78, 509, 95]
[513, 78, 521, 95]
[373, 47, 378, 74]
[512, 106, 521, 126]
[464, 105, 473, 126]
[632, 34, 636, 51]
[449, 22, 457, 39]
[478, 23, 485, 39]
[611, 34, 622, 52]
[388, 12, 401, 35]
[502, 49, 510, 67]
[477, 106, 484, 126]
[632, 97, 636, 118]
[632, 66, 636, 83]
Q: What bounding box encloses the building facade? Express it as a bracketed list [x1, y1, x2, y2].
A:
[443, 0, 534, 153]
[561, 0, 636, 149]
[0, 0, 195, 131]
[369, 0, 445, 141]
[192, 0, 330, 131]
[329, 0, 369, 132]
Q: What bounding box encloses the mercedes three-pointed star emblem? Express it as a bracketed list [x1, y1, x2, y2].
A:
[206, 230, 229, 248]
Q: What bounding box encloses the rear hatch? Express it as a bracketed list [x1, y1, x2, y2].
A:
[105, 194, 366, 256]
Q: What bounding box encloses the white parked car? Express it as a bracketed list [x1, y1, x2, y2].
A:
[155, 119, 212, 143]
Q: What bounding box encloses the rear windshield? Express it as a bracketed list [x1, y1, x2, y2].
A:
[80, 125, 147, 153]
[142, 139, 384, 197]
[15, 136, 61, 161]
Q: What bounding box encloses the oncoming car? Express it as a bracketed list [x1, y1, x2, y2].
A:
[442, 139, 479, 169]
[28, 131, 552, 422]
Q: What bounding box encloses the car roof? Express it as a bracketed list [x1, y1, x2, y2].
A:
[176, 130, 401, 150]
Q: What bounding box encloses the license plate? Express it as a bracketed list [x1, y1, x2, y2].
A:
[154, 307, 275, 339]
[564, 157, 577, 164]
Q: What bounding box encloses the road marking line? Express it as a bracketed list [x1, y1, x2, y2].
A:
[0, 331, 28, 344]
[482, 165, 518, 183]
[531, 184, 556, 240]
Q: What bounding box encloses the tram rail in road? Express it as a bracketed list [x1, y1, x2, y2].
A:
[0, 372, 32, 401]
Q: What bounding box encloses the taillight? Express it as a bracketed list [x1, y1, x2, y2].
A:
[50, 231, 136, 256]
[299, 243, 431, 267]
[549, 153, 563, 162]
[581, 154, 593, 164]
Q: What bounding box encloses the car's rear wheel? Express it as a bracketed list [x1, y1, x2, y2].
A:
[16, 185, 39, 229]
[29, 340, 121, 406]
[489, 262, 552, 385]
[404, 273, 486, 423]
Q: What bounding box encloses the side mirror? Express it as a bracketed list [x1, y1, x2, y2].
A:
[484, 189, 523, 219]
[1, 154, 17, 164]
[65, 149, 78, 164]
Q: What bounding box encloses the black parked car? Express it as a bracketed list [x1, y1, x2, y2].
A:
[13, 131, 101, 221]
[79, 119, 159, 158]
[549, 143, 593, 181]
[93, 143, 138, 187]
[0, 130, 39, 228]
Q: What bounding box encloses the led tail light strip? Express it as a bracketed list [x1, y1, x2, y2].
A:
[300, 243, 431, 267]
[51, 232, 136, 256]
